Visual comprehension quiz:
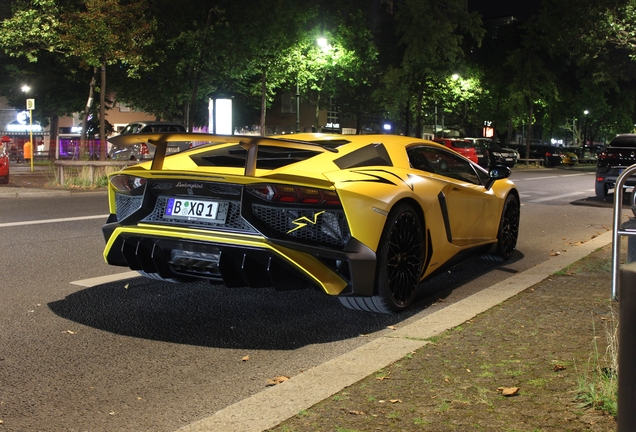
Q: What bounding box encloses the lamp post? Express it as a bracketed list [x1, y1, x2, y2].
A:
[583, 110, 589, 146]
[21, 85, 34, 172]
[295, 80, 300, 133]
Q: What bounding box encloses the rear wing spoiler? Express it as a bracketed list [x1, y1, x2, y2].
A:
[107, 133, 339, 175]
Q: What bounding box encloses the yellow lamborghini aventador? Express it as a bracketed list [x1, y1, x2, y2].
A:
[102, 133, 519, 313]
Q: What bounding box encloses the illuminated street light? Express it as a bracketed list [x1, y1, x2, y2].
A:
[21, 85, 34, 172]
[583, 110, 589, 145]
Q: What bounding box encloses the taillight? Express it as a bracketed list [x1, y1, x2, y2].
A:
[598, 151, 618, 160]
[140, 143, 149, 155]
[246, 184, 341, 206]
[110, 174, 147, 192]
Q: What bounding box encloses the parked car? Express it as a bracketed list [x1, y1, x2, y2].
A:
[432, 138, 478, 164]
[102, 133, 519, 313]
[109, 121, 191, 161]
[595, 134, 636, 197]
[0, 148, 9, 184]
[561, 150, 579, 166]
[465, 138, 517, 168]
[510, 144, 563, 167]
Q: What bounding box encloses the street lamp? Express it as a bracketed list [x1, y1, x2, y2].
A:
[21, 85, 34, 172]
[583, 110, 589, 146]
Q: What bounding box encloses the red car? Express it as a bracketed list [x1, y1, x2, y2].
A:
[0, 148, 9, 184]
[433, 138, 478, 164]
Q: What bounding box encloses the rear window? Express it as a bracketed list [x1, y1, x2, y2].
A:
[609, 136, 636, 147]
[190, 144, 322, 170]
[450, 140, 473, 148]
[141, 124, 186, 133]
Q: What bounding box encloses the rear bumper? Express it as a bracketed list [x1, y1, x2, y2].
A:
[596, 168, 636, 188]
[102, 221, 377, 297]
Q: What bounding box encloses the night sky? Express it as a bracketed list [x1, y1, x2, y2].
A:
[467, 0, 542, 21]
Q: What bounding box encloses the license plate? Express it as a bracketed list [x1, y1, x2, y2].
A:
[166, 147, 179, 154]
[165, 197, 222, 222]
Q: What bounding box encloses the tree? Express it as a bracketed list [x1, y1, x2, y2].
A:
[0, 0, 155, 160]
[387, 0, 484, 138]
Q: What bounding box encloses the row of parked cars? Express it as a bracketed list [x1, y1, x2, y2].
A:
[433, 137, 600, 169]
[109, 121, 598, 171]
[432, 138, 519, 169]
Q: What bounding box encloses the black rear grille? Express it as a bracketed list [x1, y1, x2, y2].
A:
[115, 194, 143, 220]
[142, 196, 255, 232]
[252, 204, 350, 247]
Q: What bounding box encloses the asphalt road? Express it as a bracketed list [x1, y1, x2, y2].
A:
[0, 166, 625, 431]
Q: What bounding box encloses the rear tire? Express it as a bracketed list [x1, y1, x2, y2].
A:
[595, 181, 608, 198]
[339, 203, 424, 313]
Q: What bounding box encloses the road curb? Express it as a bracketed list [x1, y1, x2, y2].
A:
[177, 230, 614, 432]
[0, 188, 71, 198]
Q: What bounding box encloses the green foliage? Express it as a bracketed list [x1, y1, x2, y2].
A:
[575, 311, 618, 417]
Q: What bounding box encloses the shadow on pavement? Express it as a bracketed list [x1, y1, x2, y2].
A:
[48, 252, 520, 350]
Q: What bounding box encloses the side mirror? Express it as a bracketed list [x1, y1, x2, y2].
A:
[485, 164, 511, 190]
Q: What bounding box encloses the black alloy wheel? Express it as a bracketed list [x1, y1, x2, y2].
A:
[495, 194, 520, 260]
[338, 203, 424, 313]
[375, 203, 424, 312]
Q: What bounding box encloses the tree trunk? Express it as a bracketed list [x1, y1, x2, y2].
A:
[99, 61, 106, 161]
[81, 67, 97, 160]
[525, 99, 533, 161]
[415, 88, 424, 139]
[48, 115, 59, 160]
[260, 71, 267, 136]
[188, 8, 216, 132]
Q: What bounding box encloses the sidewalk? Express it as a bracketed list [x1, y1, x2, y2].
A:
[180, 231, 617, 432]
[0, 163, 103, 198]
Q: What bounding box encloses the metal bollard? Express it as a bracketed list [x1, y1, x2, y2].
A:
[622, 217, 636, 263]
[618, 262, 636, 431]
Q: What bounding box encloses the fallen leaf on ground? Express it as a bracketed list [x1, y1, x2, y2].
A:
[241, 355, 249, 362]
[498, 387, 520, 396]
[389, 399, 402, 403]
[387, 325, 397, 330]
[266, 376, 290, 386]
[553, 364, 567, 371]
[550, 251, 561, 256]
[66, 330, 77, 335]
[348, 410, 365, 415]
[124, 283, 129, 289]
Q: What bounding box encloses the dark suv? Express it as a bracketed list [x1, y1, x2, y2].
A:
[465, 138, 517, 168]
[109, 121, 191, 161]
[511, 144, 563, 167]
[595, 134, 636, 197]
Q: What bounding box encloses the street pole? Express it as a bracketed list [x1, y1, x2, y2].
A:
[26, 98, 35, 172]
[296, 81, 300, 133]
